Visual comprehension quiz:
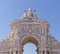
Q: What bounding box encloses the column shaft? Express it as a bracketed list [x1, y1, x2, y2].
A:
[45, 51, 47, 54]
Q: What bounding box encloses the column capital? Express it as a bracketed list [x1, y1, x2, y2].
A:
[37, 45, 42, 48]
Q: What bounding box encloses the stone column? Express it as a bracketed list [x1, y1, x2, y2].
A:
[41, 51, 43, 54]
[13, 52, 16, 54]
[18, 45, 23, 54]
[9, 48, 12, 54]
[45, 51, 47, 54]
[37, 45, 43, 54]
[10, 52, 12, 54]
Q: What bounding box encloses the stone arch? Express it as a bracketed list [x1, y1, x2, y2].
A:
[21, 36, 38, 46]
[20, 35, 40, 46]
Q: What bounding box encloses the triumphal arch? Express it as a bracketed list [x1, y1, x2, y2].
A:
[0, 8, 60, 54]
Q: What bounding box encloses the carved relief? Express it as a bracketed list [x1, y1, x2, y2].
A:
[0, 8, 60, 54]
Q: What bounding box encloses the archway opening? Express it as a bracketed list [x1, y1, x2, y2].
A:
[21, 36, 39, 54]
[23, 43, 37, 54]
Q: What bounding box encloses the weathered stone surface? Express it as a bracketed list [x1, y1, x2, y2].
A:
[0, 8, 60, 54]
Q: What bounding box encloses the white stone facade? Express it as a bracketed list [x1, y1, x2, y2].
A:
[0, 8, 60, 54]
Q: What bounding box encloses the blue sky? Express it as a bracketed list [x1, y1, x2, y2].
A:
[0, 0, 60, 41]
[0, 0, 60, 54]
[23, 43, 37, 54]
